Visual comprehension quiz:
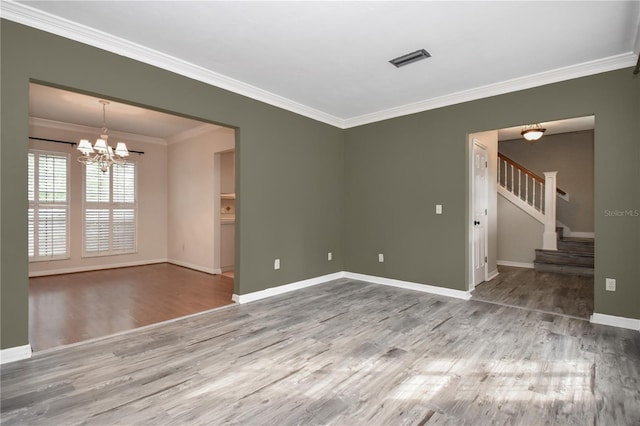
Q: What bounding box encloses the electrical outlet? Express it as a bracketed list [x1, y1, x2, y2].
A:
[378, 253, 384, 263]
[436, 204, 443, 214]
[327, 252, 332, 261]
[274, 259, 280, 270]
[605, 278, 616, 291]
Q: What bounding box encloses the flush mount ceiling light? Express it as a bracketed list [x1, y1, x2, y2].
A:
[77, 100, 129, 172]
[521, 123, 546, 142]
[389, 49, 431, 68]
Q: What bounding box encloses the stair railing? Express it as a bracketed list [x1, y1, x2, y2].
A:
[497, 153, 566, 250]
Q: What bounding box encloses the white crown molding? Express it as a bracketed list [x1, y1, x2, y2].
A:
[3, 1, 636, 130]
[166, 123, 228, 145]
[1, 1, 345, 129]
[343, 52, 638, 128]
[29, 117, 167, 146]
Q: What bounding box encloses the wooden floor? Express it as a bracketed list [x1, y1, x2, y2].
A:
[29, 263, 234, 352]
[3, 279, 639, 425]
[472, 266, 594, 319]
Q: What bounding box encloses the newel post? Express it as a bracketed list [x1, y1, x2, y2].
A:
[542, 171, 558, 250]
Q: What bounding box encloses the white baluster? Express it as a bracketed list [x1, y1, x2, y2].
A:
[532, 181, 536, 210]
[518, 169, 521, 198]
[525, 174, 529, 205]
[511, 165, 514, 193]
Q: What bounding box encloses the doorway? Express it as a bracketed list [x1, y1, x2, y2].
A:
[28, 82, 237, 351]
[216, 150, 235, 279]
[469, 116, 595, 318]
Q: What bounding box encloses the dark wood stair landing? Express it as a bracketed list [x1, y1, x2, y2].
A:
[534, 229, 594, 276]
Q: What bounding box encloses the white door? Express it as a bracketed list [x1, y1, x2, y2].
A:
[473, 141, 488, 286]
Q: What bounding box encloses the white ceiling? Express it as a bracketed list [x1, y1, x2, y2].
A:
[4, 1, 640, 129]
[29, 83, 219, 142]
[498, 116, 595, 141]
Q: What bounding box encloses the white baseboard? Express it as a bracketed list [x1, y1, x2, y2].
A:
[29, 259, 168, 277]
[232, 271, 346, 304]
[167, 259, 220, 275]
[590, 313, 640, 331]
[487, 269, 500, 281]
[497, 260, 534, 269]
[0, 344, 32, 365]
[556, 221, 594, 239]
[344, 272, 471, 300]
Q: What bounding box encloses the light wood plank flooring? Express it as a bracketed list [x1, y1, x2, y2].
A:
[3, 279, 638, 425]
[472, 266, 594, 319]
[29, 263, 234, 352]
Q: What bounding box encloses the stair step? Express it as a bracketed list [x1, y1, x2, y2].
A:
[557, 239, 594, 253]
[533, 262, 594, 276]
[534, 249, 594, 267]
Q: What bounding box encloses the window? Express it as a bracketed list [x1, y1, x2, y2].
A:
[83, 161, 137, 256]
[28, 150, 70, 261]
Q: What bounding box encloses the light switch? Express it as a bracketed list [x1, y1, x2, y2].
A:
[436, 204, 443, 214]
[274, 259, 280, 270]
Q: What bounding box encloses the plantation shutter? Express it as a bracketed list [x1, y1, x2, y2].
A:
[83, 161, 136, 256]
[28, 151, 69, 261]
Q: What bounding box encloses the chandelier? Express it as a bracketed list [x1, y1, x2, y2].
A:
[77, 100, 129, 172]
[520, 123, 546, 142]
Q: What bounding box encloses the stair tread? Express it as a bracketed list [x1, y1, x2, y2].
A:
[535, 248, 594, 256]
[560, 237, 594, 243]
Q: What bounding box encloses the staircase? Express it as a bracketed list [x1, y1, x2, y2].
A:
[534, 228, 594, 276]
[498, 153, 595, 276]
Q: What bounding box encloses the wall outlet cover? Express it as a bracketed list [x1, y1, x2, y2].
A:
[378, 253, 384, 262]
[605, 278, 616, 291]
[274, 259, 280, 270]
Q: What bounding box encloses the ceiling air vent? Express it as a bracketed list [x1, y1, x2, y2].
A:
[389, 49, 431, 68]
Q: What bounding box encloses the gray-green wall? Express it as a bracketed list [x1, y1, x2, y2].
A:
[1, 20, 345, 349]
[2, 20, 639, 350]
[344, 68, 639, 319]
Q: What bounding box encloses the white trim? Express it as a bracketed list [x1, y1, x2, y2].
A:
[0, 345, 32, 365]
[167, 259, 220, 275]
[28, 258, 167, 277]
[166, 123, 229, 145]
[232, 272, 346, 304]
[343, 53, 637, 128]
[487, 269, 499, 281]
[2, 2, 636, 130]
[590, 313, 640, 331]
[344, 272, 471, 300]
[556, 221, 595, 239]
[1, 1, 344, 129]
[497, 260, 534, 269]
[30, 117, 167, 146]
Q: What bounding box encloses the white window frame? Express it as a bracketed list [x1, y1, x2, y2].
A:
[28, 149, 70, 262]
[82, 160, 138, 257]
